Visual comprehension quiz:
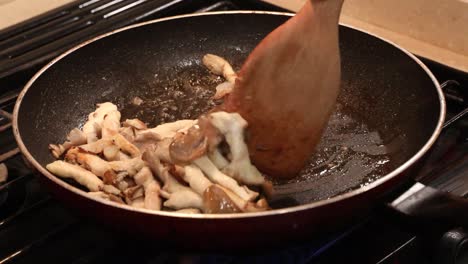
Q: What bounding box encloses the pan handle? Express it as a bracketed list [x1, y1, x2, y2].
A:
[389, 182, 468, 231]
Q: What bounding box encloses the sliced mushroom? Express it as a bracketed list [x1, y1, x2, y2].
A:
[102, 110, 121, 139]
[0, 163, 8, 183]
[202, 54, 237, 83]
[101, 184, 121, 195]
[204, 184, 269, 213]
[46, 160, 103, 191]
[134, 167, 161, 211]
[143, 150, 203, 210]
[203, 184, 241, 214]
[119, 126, 136, 142]
[213, 81, 234, 100]
[78, 139, 113, 154]
[143, 119, 197, 139]
[208, 148, 229, 170]
[49, 128, 87, 158]
[169, 128, 207, 164]
[112, 134, 141, 158]
[182, 165, 212, 196]
[193, 156, 258, 201]
[109, 158, 145, 176]
[83, 102, 118, 143]
[130, 197, 145, 208]
[209, 112, 265, 186]
[123, 119, 147, 130]
[88, 191, 110, 200]
[65, 148, 111, 178]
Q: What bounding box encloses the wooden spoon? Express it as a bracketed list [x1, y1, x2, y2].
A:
[223, 0, 344, 179]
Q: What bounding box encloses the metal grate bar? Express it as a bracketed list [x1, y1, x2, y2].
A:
[0, 195, 49, 228]
[0, 221, 78, 264]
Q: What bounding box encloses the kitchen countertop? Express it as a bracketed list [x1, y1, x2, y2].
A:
[264, 0, 468, 73]
[1, 0, 467, 72]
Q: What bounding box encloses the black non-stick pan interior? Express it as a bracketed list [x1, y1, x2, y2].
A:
[16, 13, 441, 207]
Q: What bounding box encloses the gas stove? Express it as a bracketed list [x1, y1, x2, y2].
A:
[0, 1, 467, 263]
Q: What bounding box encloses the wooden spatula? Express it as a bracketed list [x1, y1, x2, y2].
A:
[223, 0, 344, 179]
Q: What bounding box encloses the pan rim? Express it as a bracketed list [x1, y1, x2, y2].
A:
[12, 10, 446, 219]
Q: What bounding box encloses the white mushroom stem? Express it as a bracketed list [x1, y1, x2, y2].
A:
[202, 54, 237, 83]
[134, 167, 161, 210]
[208, 148, 229, 170]
[183, 165, 213, 196]
[82, 102, 118, 143]
[140, 119, 196, 139]
[46, 160, 103, 191]
[193, 156, 258, 201]
[101, 110, 121, 138]
[209, 112, 265, 186]
[144, 151, 203, 210]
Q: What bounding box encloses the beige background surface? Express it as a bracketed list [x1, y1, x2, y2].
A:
[1, 0, 467, 72]
[265, 0, 468, 72]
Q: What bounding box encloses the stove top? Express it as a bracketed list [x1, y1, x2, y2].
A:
[0, 1, 467, 263]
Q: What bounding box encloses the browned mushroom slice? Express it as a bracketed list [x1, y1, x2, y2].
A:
[169, 127, 208, 164]
[112, 134, 141, 157]
[66, 148, 111, 177]
[203, 184, 242, 214]
[46, 161, 103, 191]
[102, 110, 121, 138]
[83, 102, 118, 143]
[205, 184, 270, 213]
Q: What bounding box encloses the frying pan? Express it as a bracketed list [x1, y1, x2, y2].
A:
[12, 11, 445, 248]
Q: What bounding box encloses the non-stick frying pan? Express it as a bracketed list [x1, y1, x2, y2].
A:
[13, 11, 445, 248]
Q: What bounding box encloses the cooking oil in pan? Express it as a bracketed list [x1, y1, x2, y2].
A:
[271, 108, 394, 206]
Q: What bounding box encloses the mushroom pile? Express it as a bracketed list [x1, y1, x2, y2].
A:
[46, 54, 271, 214]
